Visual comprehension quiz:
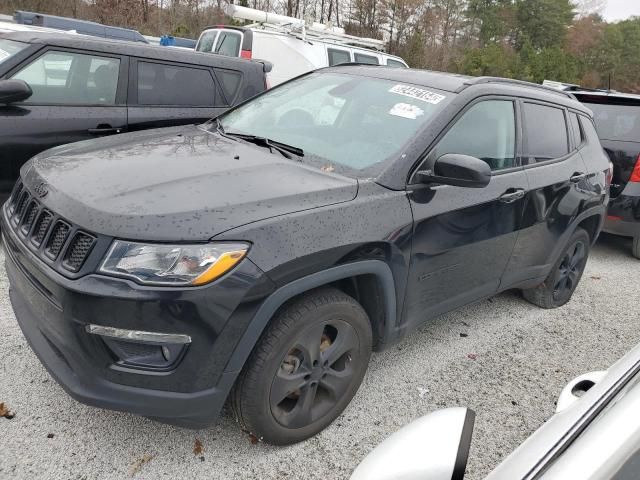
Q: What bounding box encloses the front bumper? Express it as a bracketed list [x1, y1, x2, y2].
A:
[2, 212, 274, 428]
[603, 184, 640, 239]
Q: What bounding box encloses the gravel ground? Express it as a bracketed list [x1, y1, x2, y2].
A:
[0, 233, 638, 480]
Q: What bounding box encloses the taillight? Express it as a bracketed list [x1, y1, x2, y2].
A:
[265, 77, 271, 90]
[240, 49, 252, 59]
[631, 154, 640, 183]
[606, 160, 614, 187]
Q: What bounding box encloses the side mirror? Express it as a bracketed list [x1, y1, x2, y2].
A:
[351, 408, 476, 480]
[416, 154, 491, 188]
[0, 79, 32, 105]
[556, 370, 606, 413]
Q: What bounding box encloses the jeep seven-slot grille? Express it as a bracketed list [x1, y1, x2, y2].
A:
[4, 181, 97, 273]
[31, 211, 53, 246]
[63, 232, 96, 272]
[20, 201, 39, 235]
[45, 221, 71, 259]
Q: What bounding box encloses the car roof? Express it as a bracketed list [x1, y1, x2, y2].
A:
[1, 30, 261, 72]
[325, 64, 473, 91]
[324, 65, 591, 113]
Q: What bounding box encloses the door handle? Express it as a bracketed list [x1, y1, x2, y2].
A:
[570, 172, 588, 183]
[88, 126, 124, 135]
[499, 189, 525, 203]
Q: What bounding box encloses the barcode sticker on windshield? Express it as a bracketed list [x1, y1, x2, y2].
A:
[389, 103, 424, 120]
[389, 85, 446, 104]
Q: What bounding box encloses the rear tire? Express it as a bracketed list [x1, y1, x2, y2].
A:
[522, 228, 590, 309]
[230, 287, 372, 445]
[633, 236, 640, 259]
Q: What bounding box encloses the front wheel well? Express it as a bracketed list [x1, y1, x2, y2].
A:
[330, 274, 387, 349]
[225, 261, 397, 374]
[268, 273, 391, 351]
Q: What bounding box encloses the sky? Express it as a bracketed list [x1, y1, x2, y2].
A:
[602, 0, 640, 22]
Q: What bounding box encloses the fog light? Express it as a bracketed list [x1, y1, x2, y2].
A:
[86, 324, 189, 371]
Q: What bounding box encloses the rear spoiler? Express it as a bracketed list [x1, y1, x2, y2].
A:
[251, 59, 273, 73]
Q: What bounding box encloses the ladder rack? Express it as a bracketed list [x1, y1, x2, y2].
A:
[249, 22, 386, 51]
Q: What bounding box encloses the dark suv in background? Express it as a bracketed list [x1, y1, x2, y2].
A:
[569, 89, 640, 258]
[0, 31, 269, 202]
[2, 67, 610, 445]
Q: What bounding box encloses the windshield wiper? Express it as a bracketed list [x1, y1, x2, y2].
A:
[217, 125, 304, 160]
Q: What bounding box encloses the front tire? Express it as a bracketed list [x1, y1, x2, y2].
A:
[522, 228, 590, 309]
[231, 287, 372, 445]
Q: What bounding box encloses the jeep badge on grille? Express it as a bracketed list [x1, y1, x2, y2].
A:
[34, 182, 48, 198]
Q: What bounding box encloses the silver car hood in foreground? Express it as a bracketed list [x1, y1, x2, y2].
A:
[486, 342, 640, 480]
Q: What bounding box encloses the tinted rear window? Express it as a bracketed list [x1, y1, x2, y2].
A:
[137, 61, 219, 106]
[580, 115, 601, 145]
[523, 102, 569, 163]
[569, 112, 584, 147]
[582, 102, 640, 142]
[215, 68, 241, 102]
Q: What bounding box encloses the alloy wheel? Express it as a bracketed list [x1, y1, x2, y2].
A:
[552, 240, 587, 302]
[270, 319, 360, 429]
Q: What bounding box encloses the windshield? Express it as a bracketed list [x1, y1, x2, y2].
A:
[0, 39, 28, 65]
[583, 101, 640, 142]
[218, 72, 452, 175]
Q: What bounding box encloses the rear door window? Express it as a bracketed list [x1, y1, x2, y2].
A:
[522, 102, 569, 163]
[137, 61, 219, 106]
[11, 50, 120, 104]
[214, 31, 242, 57]
[328, 48, 351, 66]
[354, 53, 379, 64]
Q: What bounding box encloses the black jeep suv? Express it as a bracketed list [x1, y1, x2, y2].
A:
[0, 31, 269, 203]
[2, 66, 610, 445]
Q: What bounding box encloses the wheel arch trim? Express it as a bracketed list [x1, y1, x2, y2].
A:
[224, 260, 397, 373]
[546, 207, 605, 270]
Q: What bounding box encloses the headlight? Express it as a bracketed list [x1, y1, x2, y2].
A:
[99, 240, 249, 286]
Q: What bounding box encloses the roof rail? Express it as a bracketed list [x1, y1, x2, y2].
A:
[460, 77, 577, 100]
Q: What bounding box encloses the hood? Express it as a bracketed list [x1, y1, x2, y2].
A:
[22, 125, 358, 241]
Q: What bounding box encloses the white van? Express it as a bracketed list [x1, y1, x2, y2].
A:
[195, 14, 408, 86]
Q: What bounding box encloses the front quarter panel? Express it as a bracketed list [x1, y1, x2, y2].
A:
[213, 180, 414, 340]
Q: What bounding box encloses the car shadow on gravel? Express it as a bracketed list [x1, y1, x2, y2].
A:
[596, 232, 634, 258]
